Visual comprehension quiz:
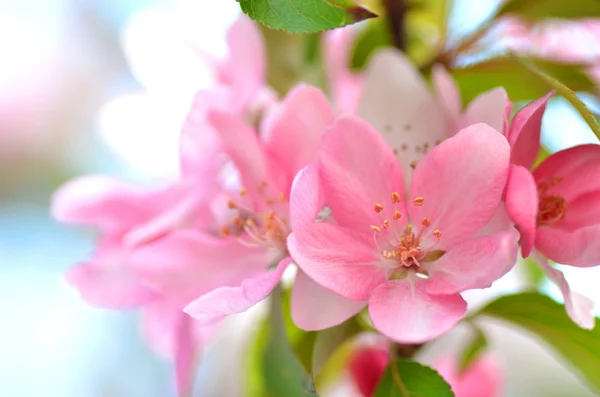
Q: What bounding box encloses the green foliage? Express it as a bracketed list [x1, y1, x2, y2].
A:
[374, 360, 455, 397]
[457, 325, 488, 373]
[496, 0, 600, 20]
[451, 56, 595, 104]
[405, 0, 452, 65]
[238, 0, 377, 33]
[245, 288, 317, 397]
[478, 292, 600, 393]
[520, 256, 547, 288]
[350, 19, 392, 70]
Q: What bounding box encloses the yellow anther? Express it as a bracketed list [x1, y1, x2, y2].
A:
[414, 197, 424, 206]
[370, 225, 382, 233]
[374, 203, 384, 213]
[278, 192, 286, 203]
[393, 210, 402, 220]
[239, 188, 247, 196]
[246, 217, 256, 227]
[383, 220, 390, 229]
[391, 192, 401, 203]
[265, 198, 275, 206]
[220, 227, 230, 236]
[421, 217, 431, 227]
[433, 229, 442, 238]
[227, 200, 237, 209]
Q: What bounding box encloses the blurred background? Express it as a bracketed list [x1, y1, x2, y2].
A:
[0, 0, 599, 396]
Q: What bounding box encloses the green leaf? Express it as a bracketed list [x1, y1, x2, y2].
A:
[350, 19, 392, 70]
[520, 255, 547, 288]
[374, 360, 455, 397]
[457, 325, 488, 373]
[312, 317, 362, 377]
[513, 55, 600, 141]
[497, 0, 600, 20]
[451, 57, 595, 104]
[261, 287, 318, 396]
[238, 0, 377, 34]
[477, 292, 600, 393]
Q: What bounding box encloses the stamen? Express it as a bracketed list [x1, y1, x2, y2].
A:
[383, 220, 390, 229]
[227, 200, 237, 209]
[433, 229, 441, 238]
[421, 217, 431, 227]
[371, 225, 382, 233]
[220, 227, 230, 236]
[391, 192, 401, 203]
[246, 217, 256, 227]
[374, 203, 384, 213]
[278, 192, 286, 203]
[414, 197, 424, 206]
[410, 161, 418, 169]
[265, 198, 275, 206]
[393, 210, 402, 220]
[239, 188, 247, 196]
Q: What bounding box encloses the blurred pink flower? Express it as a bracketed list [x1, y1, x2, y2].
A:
[348, 345, 389, 397]
[357, 50, 508, 176]
[434, 354, 502, 397]
[289, 115, 518, 343]
[503, 94, 599, 328]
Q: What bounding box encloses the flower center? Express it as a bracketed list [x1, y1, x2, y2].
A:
[220, 180, 290, 253]
[537, 177, 567, 225]
[370, 194, 442, 274]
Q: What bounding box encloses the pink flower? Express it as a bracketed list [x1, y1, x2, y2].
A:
[52, 176, 213, 397]
[434, 355, 502, 397]
[357, 49, 508, 175]
[288, 115, 518, 343]
[348, 345, 389, 397]
[503, 93, 600, 328]
[128, 84, 349, 328]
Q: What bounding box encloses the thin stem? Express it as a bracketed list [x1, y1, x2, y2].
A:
[383, 0, 408, 51]
[390, 361, 410, 397]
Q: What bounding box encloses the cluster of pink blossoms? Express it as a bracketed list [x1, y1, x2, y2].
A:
[52, 16, 600, 397]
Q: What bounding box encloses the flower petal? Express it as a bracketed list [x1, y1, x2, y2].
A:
[409, 124, 510, 248]
[508, 91, 553, 169]
[459, 87, 508, 134]
[505, 164, 538, 257]
[318, 115, 406, 231]
[66, 241, 158, 309]
[221, 15, 266, 110]
[208, 111, 267, 202]
[324, 28, 363, 114]
[290, 164, 325, 231]
[368, 279, 467, 343]
[424, 228, 519, 295]
[534, 144, 600, 201]
[560, 190, 600, 230]
[287, 222, 386, 301]
[184, 257, 292, 325]
[262, 84, 335, 191]
[434, 355, 502, 397]
[130, 230, 268, 302]
[174, 313, 202, 397]
[51, 175, 169, 235]
[432, 65, 461, 130]
[291, 270, 366, 331]
[536, 255, 595, 329]
[358, 49, 448, 175]
[535, 224, 600, 267]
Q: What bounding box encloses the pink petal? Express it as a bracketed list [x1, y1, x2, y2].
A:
[184, 257, 292, 325]
[174, 313, 202, 397]
[507, 92, 553, 169]
[208, 111, 267, 202]
[179, 91, 224, 178]
[66, 241, 158, 309]
[142, 300, 184, 357]
[323, 28, 363, 114]
[435, 355, 502, 397]
[51, 175, 169, 236]
[368, 279, 467, 343]
[424, 228, 519, 295]
[262, 84, 335, 191]
[409, 124, 510, 249]
[287, 222, 386, 301]
[536, 254, 595, 328]
[130, 230, 268, 302]
[290, 164, 325, 231]
[459, 87, 508, 134]
[432, 64, 461, 129]
[348, 346, 389, 397]
[221, 15, 265, 110]
[505, 164, 538, 257]
[535, 224, 600, 267]
[291, 270, 366, 331]
[357, 49, 448, 175]
[318, 115, 406, 231]
[534, 144, 600, 201]
[560, 190, 600, 230]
